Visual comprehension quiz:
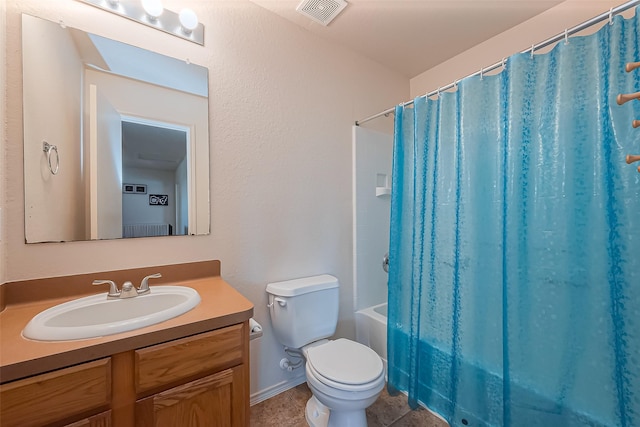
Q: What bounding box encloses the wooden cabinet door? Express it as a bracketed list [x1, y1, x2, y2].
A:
[64, 410, 112, 427]
[135, 366, 245, 427]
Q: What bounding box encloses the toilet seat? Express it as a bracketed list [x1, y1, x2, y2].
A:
[306, 339, 384, 392]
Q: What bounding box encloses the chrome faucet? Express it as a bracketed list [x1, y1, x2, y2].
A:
[92, 280, 121, 299]
[138, 273, 162, 295]
[92, 273, 163, 299]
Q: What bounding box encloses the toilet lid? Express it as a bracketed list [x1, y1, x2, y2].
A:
[306, 339, 383, 385]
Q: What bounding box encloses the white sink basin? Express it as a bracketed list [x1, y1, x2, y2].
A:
[23, 286, 201, 341]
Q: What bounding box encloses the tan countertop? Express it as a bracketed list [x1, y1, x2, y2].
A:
[0, 261, 254, 383]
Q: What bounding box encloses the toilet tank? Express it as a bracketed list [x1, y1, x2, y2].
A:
[266, 274, 339, 349]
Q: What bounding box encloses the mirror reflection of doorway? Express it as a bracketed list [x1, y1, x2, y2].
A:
[121, 119, 189, 237]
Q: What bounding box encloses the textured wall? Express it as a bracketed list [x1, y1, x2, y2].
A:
[2, 0, 406, 397]
[0, 0, 6, 286]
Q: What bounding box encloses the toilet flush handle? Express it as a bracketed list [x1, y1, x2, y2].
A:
[267, 297, 287, 308]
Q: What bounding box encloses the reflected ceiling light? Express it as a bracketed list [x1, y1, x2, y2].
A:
[179, 8, 198, 34]
[77, 0, 204, 45]
[141, 0, 163, 20]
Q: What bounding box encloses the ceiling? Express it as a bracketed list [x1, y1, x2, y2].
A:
[250, 0, 565, 78]
[122, 121, 187, 171]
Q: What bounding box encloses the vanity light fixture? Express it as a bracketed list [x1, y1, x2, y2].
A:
[77, 0, 204, 45]
[179, 8, 198, 34]
[141, 0, 163, 21]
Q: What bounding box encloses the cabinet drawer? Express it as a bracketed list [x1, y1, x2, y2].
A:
[0, 358, 111, 427]
[135, 323, 244, 395]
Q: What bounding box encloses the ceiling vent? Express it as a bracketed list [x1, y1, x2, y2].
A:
[296, 0, 348, 26]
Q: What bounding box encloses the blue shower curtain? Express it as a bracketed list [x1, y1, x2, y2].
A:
[387, 9, 639, 427]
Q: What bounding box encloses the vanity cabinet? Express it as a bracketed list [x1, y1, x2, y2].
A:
[0, 262, 253, 427]
[0, 323, 249, 427]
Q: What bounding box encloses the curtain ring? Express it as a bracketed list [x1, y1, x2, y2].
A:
[480, 67, 484, 80]
[531, 44, 535, 59]
[609, 8, 613, 25]
[502, 57, 507, 70]
[43, 141, 60, 175]
[564, 28, 569, 45]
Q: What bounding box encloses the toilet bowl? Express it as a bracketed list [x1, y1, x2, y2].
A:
[266, 275, 385, 426]
[303, 338, 385, 427]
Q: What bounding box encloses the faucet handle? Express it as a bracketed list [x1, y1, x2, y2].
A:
[138, 273, 162, 295]
[93, 280, 120, 298]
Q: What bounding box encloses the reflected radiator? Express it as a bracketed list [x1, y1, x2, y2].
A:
[123, 223, 172, 238]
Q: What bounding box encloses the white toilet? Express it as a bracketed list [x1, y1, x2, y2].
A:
[267, 274, 385, 427]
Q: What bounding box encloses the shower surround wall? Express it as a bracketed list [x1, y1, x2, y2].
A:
[352, 126, 393, 311]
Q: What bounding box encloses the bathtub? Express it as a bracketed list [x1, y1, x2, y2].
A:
[355, 302, 388, 373]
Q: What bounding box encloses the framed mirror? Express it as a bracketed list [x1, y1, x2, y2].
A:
[22, 14, 210, 243]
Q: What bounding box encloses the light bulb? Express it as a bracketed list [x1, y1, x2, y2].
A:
[179, 8, 198, 34]
[141, 0, 163, 20]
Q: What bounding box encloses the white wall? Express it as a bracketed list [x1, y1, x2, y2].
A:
[410, 0, 629, 97]
[123, 168, 176, 228]
[22, 13, 84, 242]
[2, 0, 407, 400]
[175, 157, 188, 235]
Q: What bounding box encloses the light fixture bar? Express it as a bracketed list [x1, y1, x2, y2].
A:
[77, 0, 204, 46]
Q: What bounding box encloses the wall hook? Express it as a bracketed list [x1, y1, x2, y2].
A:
[617, 91, 640, 105]
[626, 154, 640, 164]
[625, 61, 640, 73]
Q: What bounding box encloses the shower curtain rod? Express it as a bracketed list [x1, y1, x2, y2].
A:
[355, 0, 640, 126]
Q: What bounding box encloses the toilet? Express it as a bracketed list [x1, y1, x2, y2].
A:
[267, 274, 385, 427]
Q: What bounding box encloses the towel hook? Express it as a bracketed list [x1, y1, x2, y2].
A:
[626, 62, 640, 73]
[616, 91, 640, 105]
[42, 141, 59, 175]
[626, 155, 640, 172]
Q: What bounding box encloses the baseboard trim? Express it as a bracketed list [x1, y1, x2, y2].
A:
[250, 374, 307, 406]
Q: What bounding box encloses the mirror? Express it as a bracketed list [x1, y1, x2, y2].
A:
[22, 14, 210, 243]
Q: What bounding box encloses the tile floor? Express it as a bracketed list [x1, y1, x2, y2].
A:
[250, 382, 449, 427]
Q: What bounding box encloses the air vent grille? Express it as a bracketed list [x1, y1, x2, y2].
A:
[296, 0, 348, 26]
